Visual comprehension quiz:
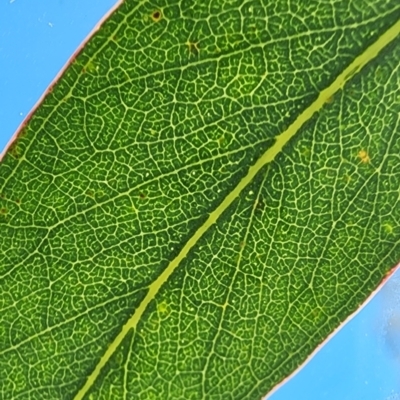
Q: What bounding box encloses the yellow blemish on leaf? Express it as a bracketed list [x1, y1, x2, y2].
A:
[218, 136, 226, 147]
[299, 146, 311, 160]
[358, 149, 370, 163]
[383, 223, 393, 234]
[157, 301, 169, 315]
[19, 127, 28, 138]
[9, 143, 22, 159]
[343, 174, 352, 184]
[85, 61, 97, 74]
[311, 308, 320, 318]
[218, 133, 232, 148]
[325, 94, 334, 104]
[186, 40, 200, 56]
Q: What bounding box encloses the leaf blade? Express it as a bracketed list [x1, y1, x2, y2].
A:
[2, 1, 394, 398]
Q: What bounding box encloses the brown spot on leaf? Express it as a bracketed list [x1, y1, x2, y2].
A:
[19, 127, 28, 138]
[151, 10, 162, 22]
[186, 40, 200, 56]
[9, 142, 22, 159]
[325, 95, 334, 104]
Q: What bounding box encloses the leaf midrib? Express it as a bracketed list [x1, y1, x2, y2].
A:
[73, 18, 400, 400]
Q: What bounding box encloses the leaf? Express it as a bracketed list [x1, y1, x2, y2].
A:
[0, 1, 399, 399]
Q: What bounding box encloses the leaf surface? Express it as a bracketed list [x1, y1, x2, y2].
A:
[0, 1, 399, 399]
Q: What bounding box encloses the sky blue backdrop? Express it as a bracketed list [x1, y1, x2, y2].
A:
[0, 1, 399, 399]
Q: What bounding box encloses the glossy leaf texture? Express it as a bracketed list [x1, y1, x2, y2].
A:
[0, 1, 399, 399]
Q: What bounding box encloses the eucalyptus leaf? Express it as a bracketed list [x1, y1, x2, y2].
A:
[0, 1, 399, 399]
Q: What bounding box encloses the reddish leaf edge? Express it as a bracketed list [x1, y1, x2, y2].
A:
[0, 0, 123, 162]
[264, 261, 400, 400]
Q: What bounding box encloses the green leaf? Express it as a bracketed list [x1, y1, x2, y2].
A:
[1, 1, 399, 399]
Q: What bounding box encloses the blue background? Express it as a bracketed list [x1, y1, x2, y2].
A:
[0, 1, 399, 399]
